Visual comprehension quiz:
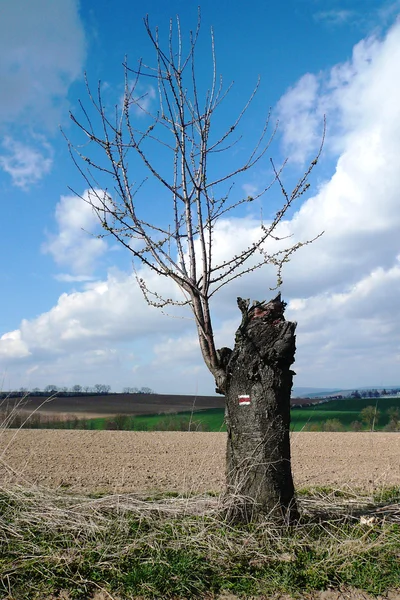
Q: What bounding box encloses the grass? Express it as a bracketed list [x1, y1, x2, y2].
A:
[0, 484, 399, 599]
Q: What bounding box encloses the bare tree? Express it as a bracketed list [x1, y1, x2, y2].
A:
[66, 13, 322, 523]
[44, 385, 59, 394]
[93, 384, 111, 394]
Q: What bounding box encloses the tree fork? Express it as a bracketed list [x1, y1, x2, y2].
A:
[221, 294, 299, 524]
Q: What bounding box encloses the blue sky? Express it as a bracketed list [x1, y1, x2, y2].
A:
[1, 0, 400, 394]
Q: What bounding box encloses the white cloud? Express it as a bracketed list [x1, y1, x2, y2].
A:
[275, 73, 324, 164]
[0, 269, 187, 357]
[154, 334, 201, 366]
[0, 136, 53, 188]
[242, 183, 259, 198]
[0, 1, 85, 191]
[132, 85, 156, 117]
[0, 330, 30, 360]
[314, 10, 355, 26]
[3, 20, 400, 393]
[0, 268, 202, 392]
[43, 191, 108, 275]
[0, 0, 85, 129]
[287, 260, 400, 388]
[55, 274, 98, 283]
[276, 20, 400, 163]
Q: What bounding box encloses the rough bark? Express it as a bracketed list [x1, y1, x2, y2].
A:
[222, 295, 299, 524]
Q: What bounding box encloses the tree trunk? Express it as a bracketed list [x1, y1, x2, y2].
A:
[222, 295, 299, 524]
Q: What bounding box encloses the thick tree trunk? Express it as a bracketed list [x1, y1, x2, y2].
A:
[222, 296, 299, 524]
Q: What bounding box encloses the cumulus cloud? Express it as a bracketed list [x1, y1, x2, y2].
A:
[0, 136, 53, 188]
[43, 191, 108, 275]
[276, 21, 400, 162]
[275, 73, 324, 164]
[269, 19, 400, 387]
[0, 267, 204, 392]
[0, 0, 85, 128]
[274, 21, 400, 295]
[192, 18, 400, 388]
[0, 269, 188, 358]
[0, 0, 85, 190]
[0, 330, 30, 360]
[287, 259, 400, 388]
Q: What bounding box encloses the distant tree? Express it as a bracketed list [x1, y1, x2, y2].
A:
[72, 384, 83, 393]
[123, 387, 138, 394]
[83, 386, 93, 393]
[139, 387, 154, 394]
[44, 385, 59, 394]
[93, 384, 111, 394]
[351, 390, 361, 399]
[360, 405, 380, 431]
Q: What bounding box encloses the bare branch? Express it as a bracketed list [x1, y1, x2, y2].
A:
[66, 14, 323, 382]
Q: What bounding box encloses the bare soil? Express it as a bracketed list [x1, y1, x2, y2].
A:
[0, 431, 399, 494]
[3, 393, 225, 417]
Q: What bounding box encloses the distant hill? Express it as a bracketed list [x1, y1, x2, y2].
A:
[292, 387, 340, 397]
[4, 393, 225, 417]
[293, 385, 400, 399]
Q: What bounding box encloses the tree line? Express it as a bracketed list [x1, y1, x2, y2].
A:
[350, 388, 400, 398]
[0, 385, 155, 398]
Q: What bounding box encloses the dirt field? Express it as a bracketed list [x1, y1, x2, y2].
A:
[3, 392, 225, 416]
[0, 430, 399, 494]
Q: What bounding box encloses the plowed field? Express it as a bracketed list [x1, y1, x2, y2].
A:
[0, 431, 399, 493]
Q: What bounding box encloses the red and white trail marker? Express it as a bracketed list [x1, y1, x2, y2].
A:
[238, 395, 251, 406]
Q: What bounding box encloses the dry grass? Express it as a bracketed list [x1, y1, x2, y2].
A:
[0, 480, 399, 599]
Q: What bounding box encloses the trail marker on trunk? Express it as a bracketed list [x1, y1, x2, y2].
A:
[238, 395, 251, 405]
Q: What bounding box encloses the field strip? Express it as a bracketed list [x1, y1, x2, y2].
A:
[0, 430, 399, 494]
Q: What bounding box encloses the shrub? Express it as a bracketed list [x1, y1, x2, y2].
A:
[113, 414, 132, 430]
[302, 423, 321, 432]
[323, 419, 345, 432]
[350, 420, 363, 431]
[384, 420, 400, 432]
[387, 406, 400, 422]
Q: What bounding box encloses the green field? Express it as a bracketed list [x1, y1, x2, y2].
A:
[290, 396, 400, 431]
[13, 396, 400, 432]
